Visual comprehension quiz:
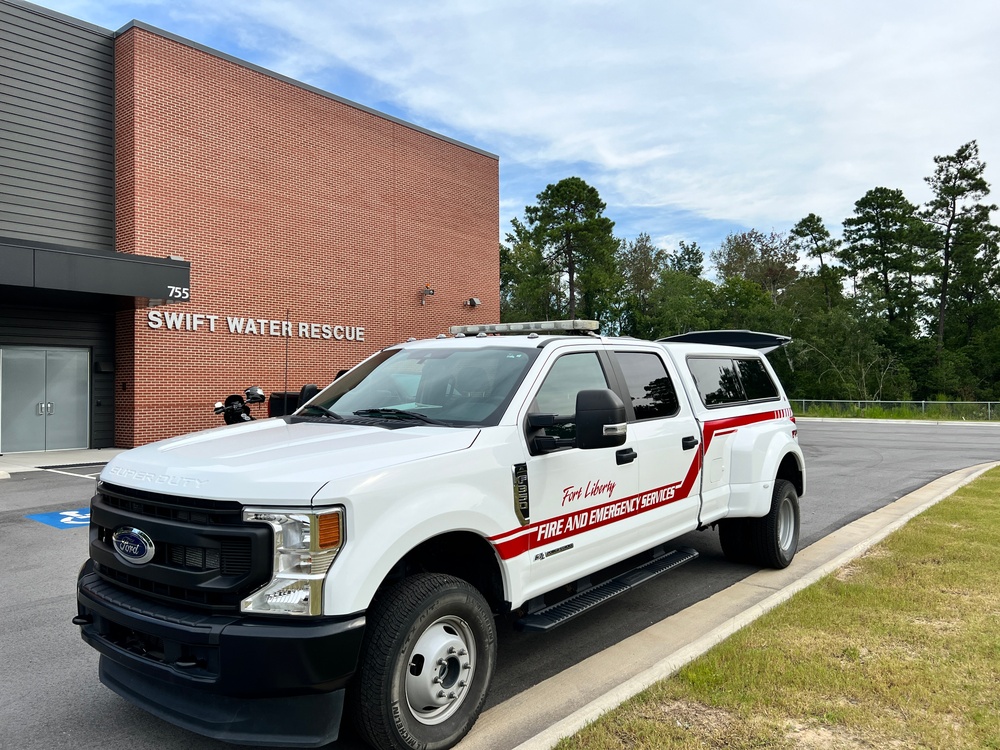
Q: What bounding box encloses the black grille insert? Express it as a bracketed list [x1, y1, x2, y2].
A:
[99, 483, 244, 524]
[91, 483, 271, 612]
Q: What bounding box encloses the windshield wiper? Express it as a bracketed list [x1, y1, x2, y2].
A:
[299, 404, 343, 420]
[352, 408, 449, 426]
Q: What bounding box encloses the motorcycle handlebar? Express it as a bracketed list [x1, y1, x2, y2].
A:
[213, 387, 265, 424]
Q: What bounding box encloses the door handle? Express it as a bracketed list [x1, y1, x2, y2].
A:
[616, 447, 637, 465]
[682, 435, 699, 450]
[37, 402, 45, 416]
[47, 402, 54, 415]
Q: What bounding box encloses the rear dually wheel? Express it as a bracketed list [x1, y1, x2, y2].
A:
[750, 479, 800, 569]
[718, 479, 800, 569]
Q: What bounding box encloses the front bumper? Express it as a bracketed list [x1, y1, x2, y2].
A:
[76, 561, 365, 747]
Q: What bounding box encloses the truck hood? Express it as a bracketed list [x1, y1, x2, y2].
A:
[100, 418, 481, 504]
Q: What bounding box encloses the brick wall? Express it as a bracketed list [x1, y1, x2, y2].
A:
[114, 26, 499, 446]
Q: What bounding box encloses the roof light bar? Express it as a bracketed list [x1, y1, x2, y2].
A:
[449, 320, 600, 336]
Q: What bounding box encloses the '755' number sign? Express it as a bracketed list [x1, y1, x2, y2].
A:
[167, 286, 190, 300]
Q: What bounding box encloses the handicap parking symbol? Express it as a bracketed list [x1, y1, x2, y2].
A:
[26, 507, 91, 529]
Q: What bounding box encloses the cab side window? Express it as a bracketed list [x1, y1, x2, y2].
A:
[616, 351, 679, 419]
[530, 352, 609, 441]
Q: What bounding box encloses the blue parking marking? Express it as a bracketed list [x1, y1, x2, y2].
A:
[26, 508, 91, 528]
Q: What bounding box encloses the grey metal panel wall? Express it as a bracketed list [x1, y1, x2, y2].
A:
[0, 288, 117, 448]
[0, 0, 115, 252]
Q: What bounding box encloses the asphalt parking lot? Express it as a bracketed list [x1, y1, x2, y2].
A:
[2, 420, 1000, 750]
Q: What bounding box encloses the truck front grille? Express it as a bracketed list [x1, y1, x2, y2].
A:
[90, 483, 271, 612]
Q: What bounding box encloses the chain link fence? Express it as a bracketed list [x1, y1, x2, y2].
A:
[791, 400, 1000, 422]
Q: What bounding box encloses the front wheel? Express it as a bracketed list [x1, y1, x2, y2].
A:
[352, 573, 496, 750]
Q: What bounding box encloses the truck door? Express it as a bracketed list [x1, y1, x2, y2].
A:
[520, 349, 639, 596]
[610, 347, 703, 539]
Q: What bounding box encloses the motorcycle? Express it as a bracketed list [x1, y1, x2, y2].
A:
[214, 386, 266, 425]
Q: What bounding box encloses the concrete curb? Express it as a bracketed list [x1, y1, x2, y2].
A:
[461, 461, 999, 750]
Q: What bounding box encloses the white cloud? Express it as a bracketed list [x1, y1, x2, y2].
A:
[35, 0, 1000, 247]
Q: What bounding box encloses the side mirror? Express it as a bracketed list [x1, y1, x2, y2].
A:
[244, 386, 265, 404]
[575, 389, 627, 450]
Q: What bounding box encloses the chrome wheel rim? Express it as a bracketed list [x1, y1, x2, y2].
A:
[777, 494, 796, 553]
[404, 615, 477, 725]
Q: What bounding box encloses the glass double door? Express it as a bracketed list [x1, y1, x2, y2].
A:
[0, 347, 90, 453]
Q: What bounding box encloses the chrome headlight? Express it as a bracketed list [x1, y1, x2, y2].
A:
[240, 507, 344, 616]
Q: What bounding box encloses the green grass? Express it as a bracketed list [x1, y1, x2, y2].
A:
[556, 468, 1000, 750]
[794, 402, 999, 422]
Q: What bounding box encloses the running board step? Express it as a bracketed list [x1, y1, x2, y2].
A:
[516, 546, 699, 632]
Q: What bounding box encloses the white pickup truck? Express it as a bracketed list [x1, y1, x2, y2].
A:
[75, 320, 805, 750]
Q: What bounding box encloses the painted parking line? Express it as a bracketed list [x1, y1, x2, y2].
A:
[26, 507, 91, 528]
[39, 464, 106, 480]
[40, 468, 100, 479]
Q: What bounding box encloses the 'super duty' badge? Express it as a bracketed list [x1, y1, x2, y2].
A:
[111, 527, 156, 564]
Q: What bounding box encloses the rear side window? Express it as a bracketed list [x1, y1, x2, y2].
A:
[737, 358, 779, 400]
[616, 351, 680, 419]
[687, 357, 745, 406]
[687, 356, 780, 407]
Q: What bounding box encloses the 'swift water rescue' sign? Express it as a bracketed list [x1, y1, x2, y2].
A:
[147, 310, 365, 341]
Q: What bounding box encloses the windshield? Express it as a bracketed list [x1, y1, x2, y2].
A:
[304, 346, 538, 427]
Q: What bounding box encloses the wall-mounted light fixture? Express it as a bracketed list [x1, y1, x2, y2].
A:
[465, 297, 481, 307]
[420, 284, 435, 305]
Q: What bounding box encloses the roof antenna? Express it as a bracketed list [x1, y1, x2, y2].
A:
[284, 308, 290, 409]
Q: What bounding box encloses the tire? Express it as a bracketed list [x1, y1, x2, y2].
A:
[718, 517, 753, 564]
[351, 573, 496, 750]
[749, 479, 800, 569]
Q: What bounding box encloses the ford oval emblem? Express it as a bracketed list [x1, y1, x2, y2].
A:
[111, 527, 156, 565]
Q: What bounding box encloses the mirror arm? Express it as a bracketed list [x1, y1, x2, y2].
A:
[532, 435, 576, 453]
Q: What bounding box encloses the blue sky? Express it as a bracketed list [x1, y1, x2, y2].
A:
[35, 0, 1000, 263]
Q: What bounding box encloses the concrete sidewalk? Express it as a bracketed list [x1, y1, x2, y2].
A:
[0, 447, 126, 479]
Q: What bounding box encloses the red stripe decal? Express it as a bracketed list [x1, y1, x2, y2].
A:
[491, 409, 792, 561]
[490, 478, 689, 560]
[701, 409, 789, 452]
